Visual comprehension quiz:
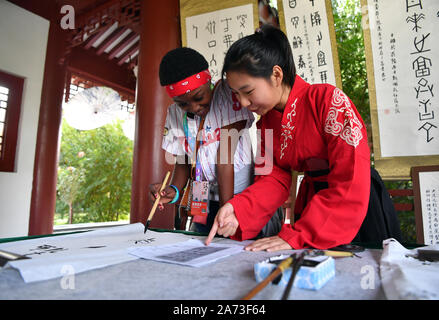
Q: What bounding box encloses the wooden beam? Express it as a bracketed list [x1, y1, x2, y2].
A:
[117, 44, 139, 65]
[107, 31, 138, 60]
[68, 46, 136, 92]
[83, 23, 114, 50]
[388, 189, 414, 197]
[96, 26, 130, 55]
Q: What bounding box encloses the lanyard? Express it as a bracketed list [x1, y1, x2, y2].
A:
[183, 113, 205, 181]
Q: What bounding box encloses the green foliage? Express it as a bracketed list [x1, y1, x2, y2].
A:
[57, 166, 86, 223]
[332, 0, 370, 125]
[56, 119, 133, 223]
[384, 180, 417, 243]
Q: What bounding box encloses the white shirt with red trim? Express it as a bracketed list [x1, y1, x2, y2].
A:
[162, 81, 255, 195]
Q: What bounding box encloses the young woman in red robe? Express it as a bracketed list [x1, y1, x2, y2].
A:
[205, 25, 371, 251]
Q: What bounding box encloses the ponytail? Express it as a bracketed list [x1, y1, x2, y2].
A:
[222, 25, 295, 87]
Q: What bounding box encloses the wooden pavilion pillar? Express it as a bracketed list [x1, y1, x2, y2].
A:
[28, 8, 68, 235]
[130, 0, 180, 228]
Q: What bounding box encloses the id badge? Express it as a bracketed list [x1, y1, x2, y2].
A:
[190, 181, 209, 217]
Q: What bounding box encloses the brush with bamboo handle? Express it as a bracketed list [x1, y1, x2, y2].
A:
[144, 171, 171, 233]
[242, 255, 293, 300]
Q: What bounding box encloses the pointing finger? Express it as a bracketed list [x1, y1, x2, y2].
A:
[205, 220, 219, 246]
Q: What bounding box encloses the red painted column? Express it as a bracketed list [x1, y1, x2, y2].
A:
[130, 0, 180, 228]
[28, 10, 67, 235]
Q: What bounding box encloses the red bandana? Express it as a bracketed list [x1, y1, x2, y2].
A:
[165, 69, 211, 98]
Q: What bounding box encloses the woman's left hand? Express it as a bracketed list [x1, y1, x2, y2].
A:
[244, 236, 292, 252]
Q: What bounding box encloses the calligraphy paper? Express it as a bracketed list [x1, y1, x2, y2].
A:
[0, 223, 189, 283]
[127, 239, 244, 267]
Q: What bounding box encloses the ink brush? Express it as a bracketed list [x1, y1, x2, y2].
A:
[281, 251, 307, 300]
[144, 171, 171, 233]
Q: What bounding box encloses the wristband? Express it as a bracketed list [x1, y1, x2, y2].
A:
[169, 185, 179, 204]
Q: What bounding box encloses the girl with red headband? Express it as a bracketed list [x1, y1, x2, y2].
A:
[150, 47, 283, 235]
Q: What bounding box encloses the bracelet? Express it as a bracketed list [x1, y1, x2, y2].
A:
[169, 185, 179, 204]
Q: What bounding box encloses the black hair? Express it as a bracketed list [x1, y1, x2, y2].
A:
[222, 25, 295, 87]
[159, 47, 209, 86]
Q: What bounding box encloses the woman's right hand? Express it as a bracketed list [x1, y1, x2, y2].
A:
[149, 184, 177, 210]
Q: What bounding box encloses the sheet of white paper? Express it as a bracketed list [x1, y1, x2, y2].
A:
[127, 239, 243, 267]
[0, 223, 190, 283]
[380, 238, 439, 300]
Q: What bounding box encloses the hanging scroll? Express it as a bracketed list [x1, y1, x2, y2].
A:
[362, 0, 439, 179]
[277, 0, 342, 88]
[180, 0, 259, 83]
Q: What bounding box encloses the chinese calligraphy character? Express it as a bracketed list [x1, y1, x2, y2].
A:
[316, 31, 322, 46]
[319, 70, 328, 83]
[192, 25, 198, 39]
[223, 34, 233, 48]
[317, 51, 327, 67]
[310, 11, 321, 27]
[412, 56, 432, 77]
[289, 0, 297, 9]
[209, 53, 217, 67]
[209, 68, 219, 79]
[221, 17, 231, 32]
[406, 0, 423, 12]
[237, 14, 247, 28]
[134, 238, 156, 245]
[297, 55, 306, 69]
[414, 78, 434, 99]
[418, 99, 434, 121]
[25, 244, 67, 257]
[292, 36, 303, 49]
[418, 121, 437, 142]
[406, 12, 425, 32]
[206, 20, 216, 35]
[411, 33, 431, 55]
[291, 16, 299, 28]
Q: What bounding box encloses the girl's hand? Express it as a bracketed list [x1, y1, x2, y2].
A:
[244, 236, 292, 252]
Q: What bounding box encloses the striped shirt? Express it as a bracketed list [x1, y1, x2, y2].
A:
[162, 81, 255, 188]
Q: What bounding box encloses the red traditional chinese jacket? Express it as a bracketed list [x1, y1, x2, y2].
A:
[228, 76, 371, 249]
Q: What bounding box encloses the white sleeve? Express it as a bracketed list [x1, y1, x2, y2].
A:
[161, 104, 186, 156]
[212, 81, 255, 129]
